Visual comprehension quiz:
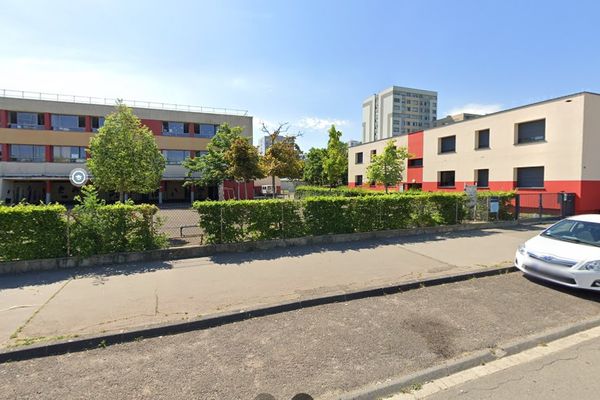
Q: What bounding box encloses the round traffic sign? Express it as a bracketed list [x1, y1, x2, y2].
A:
[69, 168, 89, 187]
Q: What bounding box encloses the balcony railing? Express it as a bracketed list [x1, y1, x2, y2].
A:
[0, 88, 249, 116]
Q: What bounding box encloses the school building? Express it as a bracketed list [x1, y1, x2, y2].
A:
[0, 90, 253, 204]
[348, 91, 600, 214]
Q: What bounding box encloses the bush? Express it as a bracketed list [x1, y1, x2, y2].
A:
[194, 199, 305, 243]
[0, 204, 68, 261]
[195, 192, 469, 243]
[295, 185, 386, 199]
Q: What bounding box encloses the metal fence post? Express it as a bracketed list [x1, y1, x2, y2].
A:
[515, 194, 520, 220]
[66, 211, 71, 257]
[538, 193, 543, 219]
[281, 201, 285, 239]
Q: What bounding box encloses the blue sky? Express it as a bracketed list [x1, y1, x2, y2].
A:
[1, 0, 599, 150]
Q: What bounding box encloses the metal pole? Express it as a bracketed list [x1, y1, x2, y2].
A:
[220, 207, 224, 243]
[515, 194, 520, 220]
[281, 201, 285, 239]
[538, 193, 543, 219]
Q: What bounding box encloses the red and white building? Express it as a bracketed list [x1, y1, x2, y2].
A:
[348, 92, 600, 214]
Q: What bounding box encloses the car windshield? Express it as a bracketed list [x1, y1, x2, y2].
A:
[542, 219, 600, 247]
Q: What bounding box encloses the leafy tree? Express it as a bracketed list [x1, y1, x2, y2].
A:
[323, 125, 348, 187]
[366, 139, 410, 193]
[303, 147, 327, 185]
[224, 136, 265, 199]
[260, 123, 303, 198]
[182, 124, 245, 199]
[88, 101, 165, 202]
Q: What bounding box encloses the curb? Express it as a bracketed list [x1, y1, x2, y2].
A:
[0, 266, 517, 364]
[337, 314, 600, 400]
[0, 220, 528, 275]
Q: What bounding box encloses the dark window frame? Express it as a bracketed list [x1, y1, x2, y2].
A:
[439, 135, 456, 154]
[355, 175, 363, 186]
[438, 171, 455, 188]
[476, 129, 490, 149]
[408, 158, 423, 167]
[355, 152, 363, 164]
[516, 119, 546, 144]
[476, 169, 489, 188]
[516, 166, 545, 188]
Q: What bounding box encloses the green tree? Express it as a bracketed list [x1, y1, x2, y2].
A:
[323, 125, 348, 187]
[224, 136, 265, 199]
[182, 124, 245, 199]
[260, 123, 303, 198]
[303, 147, 327, 185]
[88, 101, 165, 202]
[366, 139, 410, 193]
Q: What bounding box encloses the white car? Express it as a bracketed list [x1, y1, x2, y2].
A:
[515, 214, 600, 291]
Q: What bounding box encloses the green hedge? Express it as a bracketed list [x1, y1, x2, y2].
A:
[69, 204, 166, 257]
[0, 203, 166, 261]
[0, 204, 68, 261]
[194, 192, 469, 243]
[295, 185, 386, 199]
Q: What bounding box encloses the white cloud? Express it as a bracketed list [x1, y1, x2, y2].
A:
[296, 117, 350, 131]
[446, 103, 502, 116]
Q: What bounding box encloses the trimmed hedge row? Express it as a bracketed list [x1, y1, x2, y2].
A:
[194, 192, 470, 244]
[0, 204, 166, 262]
[0, 204, 68, 261]
[295, 185, 386, 198]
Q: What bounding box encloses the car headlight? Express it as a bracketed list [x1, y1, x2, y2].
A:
[517, 244, 527, 256]
[580, 260, 600, 271]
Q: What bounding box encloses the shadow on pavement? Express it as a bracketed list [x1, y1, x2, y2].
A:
[522, 274, 600, 303]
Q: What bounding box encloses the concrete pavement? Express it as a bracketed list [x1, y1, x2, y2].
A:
[0, 224, 546, 348]
[1, 273, 599, 400]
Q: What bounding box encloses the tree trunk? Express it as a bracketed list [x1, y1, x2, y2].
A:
[237, 181, 241, 200]
[218, 182, 224, 201]
[385, 185, 388, 194]
[119, 191, 124, 203]
[272, 175, 276, 199]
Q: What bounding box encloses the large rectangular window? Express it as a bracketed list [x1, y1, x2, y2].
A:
[516, 166, 544, 188]
[476, 169, 489, 188]
[355, 152, 363, 164]
[476, 129, 490, 149]
[91, 116, 105, 132]
[355, 175, 363, 186]
[162, 121, 189, 136]
[8, 112, 45, 129]
[53, 146, 86, 163]
[438, 171, 455, 187]
[517, 119, 545, 144]
[51, 114, 85, 132]
[9, 145, 45, 162]
[439, 135, 456, 153]
[162, 150, 188, 165]
[195, 124, 218, 138]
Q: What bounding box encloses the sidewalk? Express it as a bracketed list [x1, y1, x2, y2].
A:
[0, 224, 547, 348]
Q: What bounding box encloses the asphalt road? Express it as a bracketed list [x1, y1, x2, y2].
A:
[1, 273, 599, 400]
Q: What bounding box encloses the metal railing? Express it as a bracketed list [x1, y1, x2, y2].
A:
[0, 88, 249, 116]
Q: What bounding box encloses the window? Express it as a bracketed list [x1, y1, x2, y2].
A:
[438, 171, 455, 187]
[196, 124, 218, 138]
[517, 119, 545, 144]
[195, 150, 208, 158]
[51, 114, 85, 132]
[476, 129, 490, 149]
[162, 121, 188, 136]
[9, 145, 45, 162]
[355, 175, 363, 186]
[355, 152, 363, 164]
[53, 146, 86, 163]
[8, 112, 45, 129]
[439, 135, 456, 153]
[162, 150, 188, 165]
[370, 149, 377, 160]
[516, 166, 544, 188]
[91, 117, 105, 132]
[408, 158, 423, 167]
[476, 169, 489, 188]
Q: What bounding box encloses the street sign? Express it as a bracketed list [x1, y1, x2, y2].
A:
[69, 168, 89, 187]
[464, 184, 477, 207]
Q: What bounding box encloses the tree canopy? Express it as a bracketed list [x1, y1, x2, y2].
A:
[366, 139, 410, 193]
[323, 125, 348, 187]
[87, 101, 165, 201]
[260, 123, 303, 198]
[303, 147, 328, 186]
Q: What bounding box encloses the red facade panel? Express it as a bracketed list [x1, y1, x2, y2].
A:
[141, 119, 163, 135]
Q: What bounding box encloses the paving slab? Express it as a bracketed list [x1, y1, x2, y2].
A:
[0, 224, 547, 347]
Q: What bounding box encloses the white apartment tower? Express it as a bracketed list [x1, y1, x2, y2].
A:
[362, 86, 437, 143]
